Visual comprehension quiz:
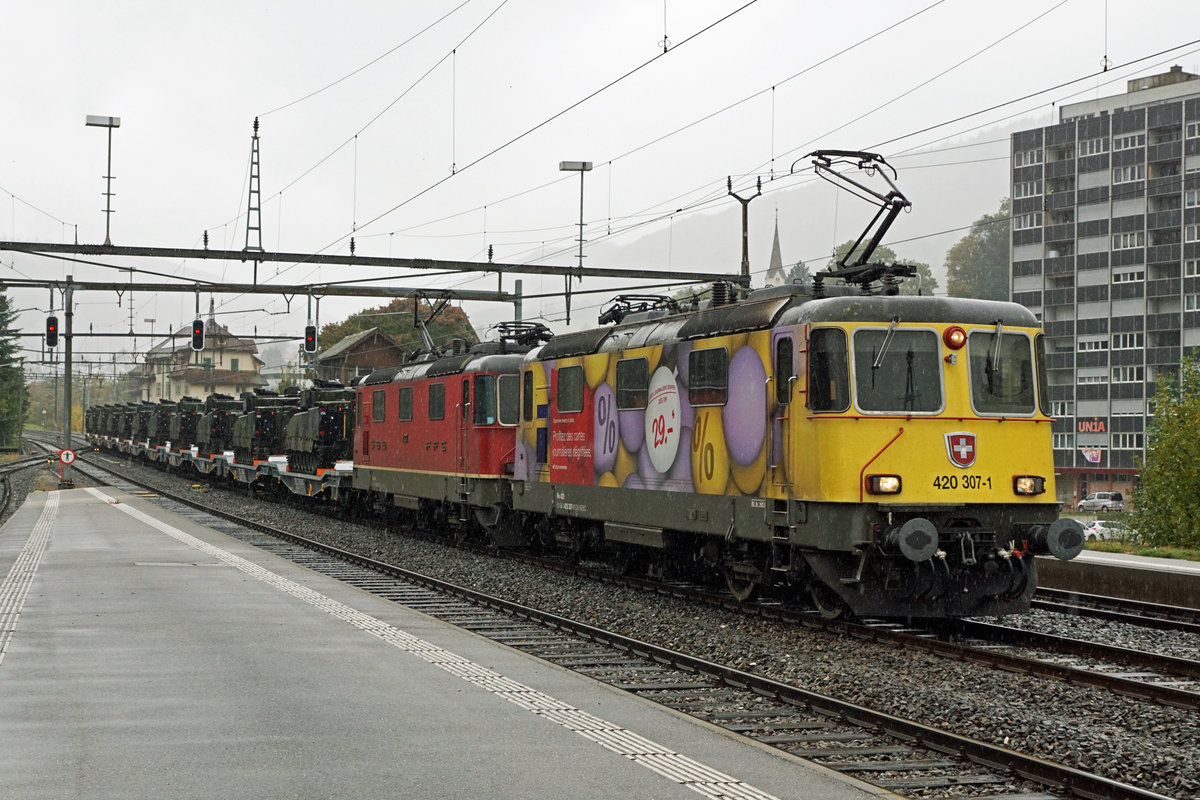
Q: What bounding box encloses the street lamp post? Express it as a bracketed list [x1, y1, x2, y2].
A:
[558, 160, 592, 325]
[144, 318, 156, 399]
[85, 115, 121, 246]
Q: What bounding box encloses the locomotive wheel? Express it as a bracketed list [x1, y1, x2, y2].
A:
[809, 583, 847, 619]
[723, 567, 761, 603]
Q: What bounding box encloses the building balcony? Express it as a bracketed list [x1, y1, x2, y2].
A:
[1043, 255, 1076, 274]
[1147, 141, 1182, 162]
[1045, 223, 1075, 242]
[1148, 346, 1181, 365]
[1045, 191, 1076, 210]
[1045, 159, 1076, 178]
[1044, 287, 1075, 306]
[1147, 210, 1182, 229]
[1149, 175, 1181, 195]
[1147, 277, 1182, 297]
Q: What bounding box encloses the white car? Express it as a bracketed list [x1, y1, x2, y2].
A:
[1084, 520, 1137, 542]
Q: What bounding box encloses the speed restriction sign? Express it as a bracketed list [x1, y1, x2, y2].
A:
[59, 449, 76, 465]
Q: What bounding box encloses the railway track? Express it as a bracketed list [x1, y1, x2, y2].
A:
[1034, 588, 1200, 634]
[47, 441, 1185, 800]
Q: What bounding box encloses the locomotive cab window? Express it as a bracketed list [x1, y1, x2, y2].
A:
[398, 386, 413, 422]
[968, 330, 1035, 415]
[557, 365, 584, 414]
[852, 327, 942, 413]
[616, 357, 649, 410]
[688, 347, 728, 406]
[498, 374, 519, 425]
[522, 370, 534, 422]
[1034, 334, 1050, 416]
[808, 328, 849, 412]
[372, 389, 386, 423]
[428, 382, 445, 421]
[775, 337, 794, 406]
[473, 374, 497, 425]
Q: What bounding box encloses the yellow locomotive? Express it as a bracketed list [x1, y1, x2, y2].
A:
[511, 151, 1082, 618]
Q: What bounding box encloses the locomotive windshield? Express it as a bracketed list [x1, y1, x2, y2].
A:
[967, 330, 1035, 415]
[852, 328, 942, 413]
[809, 328, 850, 412]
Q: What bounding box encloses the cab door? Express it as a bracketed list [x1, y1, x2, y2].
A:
[456, 377, 470, 476]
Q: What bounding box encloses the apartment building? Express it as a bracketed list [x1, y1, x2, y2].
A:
[1010, 66, 1200, 505]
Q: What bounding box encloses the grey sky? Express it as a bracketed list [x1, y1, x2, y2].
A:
[3, 0, 1199, 366]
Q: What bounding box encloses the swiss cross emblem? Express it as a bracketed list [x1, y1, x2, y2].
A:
[945, 432, 976, 468]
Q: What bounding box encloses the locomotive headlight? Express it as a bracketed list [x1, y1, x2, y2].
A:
[867, 474, 902, 494]
[943, 326, 967, 350]
[1013, 475, 1045, 495]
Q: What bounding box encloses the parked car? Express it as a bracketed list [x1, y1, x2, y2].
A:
[1077, 491, 1124, 512]
[1084, 520, 1137, 542]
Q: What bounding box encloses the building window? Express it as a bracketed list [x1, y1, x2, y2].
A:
[1078, 374, 1108, 384]
[1187, 259, 1200, 277]
[1014, 212, 1042, 230]
[1112, 164, 1145, 183]
[1014, 149, 1043, 167]
[1078, 339, 1108, 352]
[1051, 400, 1074, 417]
[1112, 333, 1144, 350]
[1112, 231, 1145, 250]
[1186, 294, 1200, 311]
[1187, 189, 1200, 208]
[1111, 366, 1145, 383]
[1052, 432, 1075, 449]
[1111, 432, 1144, 449]
[1187, 224, 1200, 243]
[1112, 268, 1145, 283]
[1014, 180, 1042, 198]
[1079, 137, 1108, 156]
[1113, 133, 1146, 150]
[1187, 122, 1200, 139]
[230, 358, 239, 372]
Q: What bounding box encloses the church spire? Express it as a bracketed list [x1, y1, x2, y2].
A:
[765, 210, 787, 287]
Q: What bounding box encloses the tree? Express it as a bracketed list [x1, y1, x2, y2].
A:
[0, 289, 26, 448]
[318, 297, 478, 355]
[945, 198, 1011, 301]
[825, 241, 939, 296]
[785, 260, 810, 284]
[1132, 357, 1200, 549]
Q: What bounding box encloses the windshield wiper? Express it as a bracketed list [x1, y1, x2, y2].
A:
[872, 316, 901, 371]
[985, 320, 1003, 394]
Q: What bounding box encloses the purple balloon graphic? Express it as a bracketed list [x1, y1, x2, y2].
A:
[593, 383, 618, 474]
[723, 346, 767, 467]
[619, 407, 645, 452]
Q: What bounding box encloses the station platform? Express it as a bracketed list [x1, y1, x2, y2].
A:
[0, 488, 894, 800]
[1039, 548, 1200, 608]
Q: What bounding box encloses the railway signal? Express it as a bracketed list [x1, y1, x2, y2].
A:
[191, 318, 205, 351]
[303, 324, 317, 353]
[46, 315, 59, 347]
